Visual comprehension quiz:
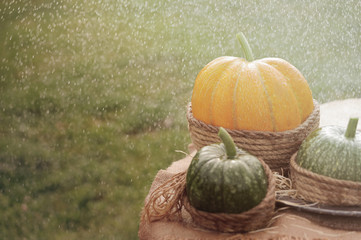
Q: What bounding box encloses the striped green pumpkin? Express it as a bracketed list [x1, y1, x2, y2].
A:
[186, 127, 268, 213]
[296, 118, 361, 181]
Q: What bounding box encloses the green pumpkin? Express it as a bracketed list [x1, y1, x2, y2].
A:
[296, 118, 361, 181]
[186, 127, 268, 213]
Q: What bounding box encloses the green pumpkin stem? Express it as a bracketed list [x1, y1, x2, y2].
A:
[236, 32, 254, 62]
[345, 118, 359, 138]
[218, 127, 237, 159]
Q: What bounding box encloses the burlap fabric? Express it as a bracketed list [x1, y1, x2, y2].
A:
[290, 153, 361, 206]
[138, 144, 361, 240]
[187, 100, 320, 174]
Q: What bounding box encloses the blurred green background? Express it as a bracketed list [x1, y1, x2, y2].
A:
[0, 0, 360, 239]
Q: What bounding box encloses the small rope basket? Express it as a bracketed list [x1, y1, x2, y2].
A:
[183, 158, 276, 233]
[142, 158, 276, 233]
[187, 100, 320, 174]
[290, 153, 361, 206]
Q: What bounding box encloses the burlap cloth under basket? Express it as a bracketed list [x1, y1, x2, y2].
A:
[290, 153, 361, 206]
[187, 99, 320, 174]
[141, 158, 276, 233]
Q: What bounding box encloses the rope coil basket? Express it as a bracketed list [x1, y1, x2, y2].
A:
[187, 99, 320, 174]
[183, 158, 276, 233]
[142, 158, 276, 233]
[290, 153, 361, 206]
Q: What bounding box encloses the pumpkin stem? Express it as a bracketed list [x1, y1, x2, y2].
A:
[236, 32, 254, 62]
[218, 127, 237, 159]
[345, 118, 359, 138]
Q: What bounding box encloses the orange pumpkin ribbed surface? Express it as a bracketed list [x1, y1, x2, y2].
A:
[191, 33, 314, 132]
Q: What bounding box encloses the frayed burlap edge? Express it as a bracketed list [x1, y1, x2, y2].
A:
[187, 99, 320, 174]
[141, 158, 276, 233]
[290, 153, 361, 206]
[141, 171, 187, 223]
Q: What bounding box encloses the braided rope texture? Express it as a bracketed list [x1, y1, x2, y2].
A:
[183, 158, 276, 233]
[290, 153, 361, 206]
[187, 100, 320, 174]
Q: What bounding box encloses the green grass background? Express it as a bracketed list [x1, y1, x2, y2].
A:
[0, 0, 360, 239]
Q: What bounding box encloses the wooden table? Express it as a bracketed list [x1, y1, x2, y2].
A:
[139, 99, 361, 240]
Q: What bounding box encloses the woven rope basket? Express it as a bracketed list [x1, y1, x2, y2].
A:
[183, 158, 276, 233]
[187, 100, 320, 174]
[290, 153, 361, 206]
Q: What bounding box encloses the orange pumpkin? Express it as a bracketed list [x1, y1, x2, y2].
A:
[191, 33, 314, 132]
